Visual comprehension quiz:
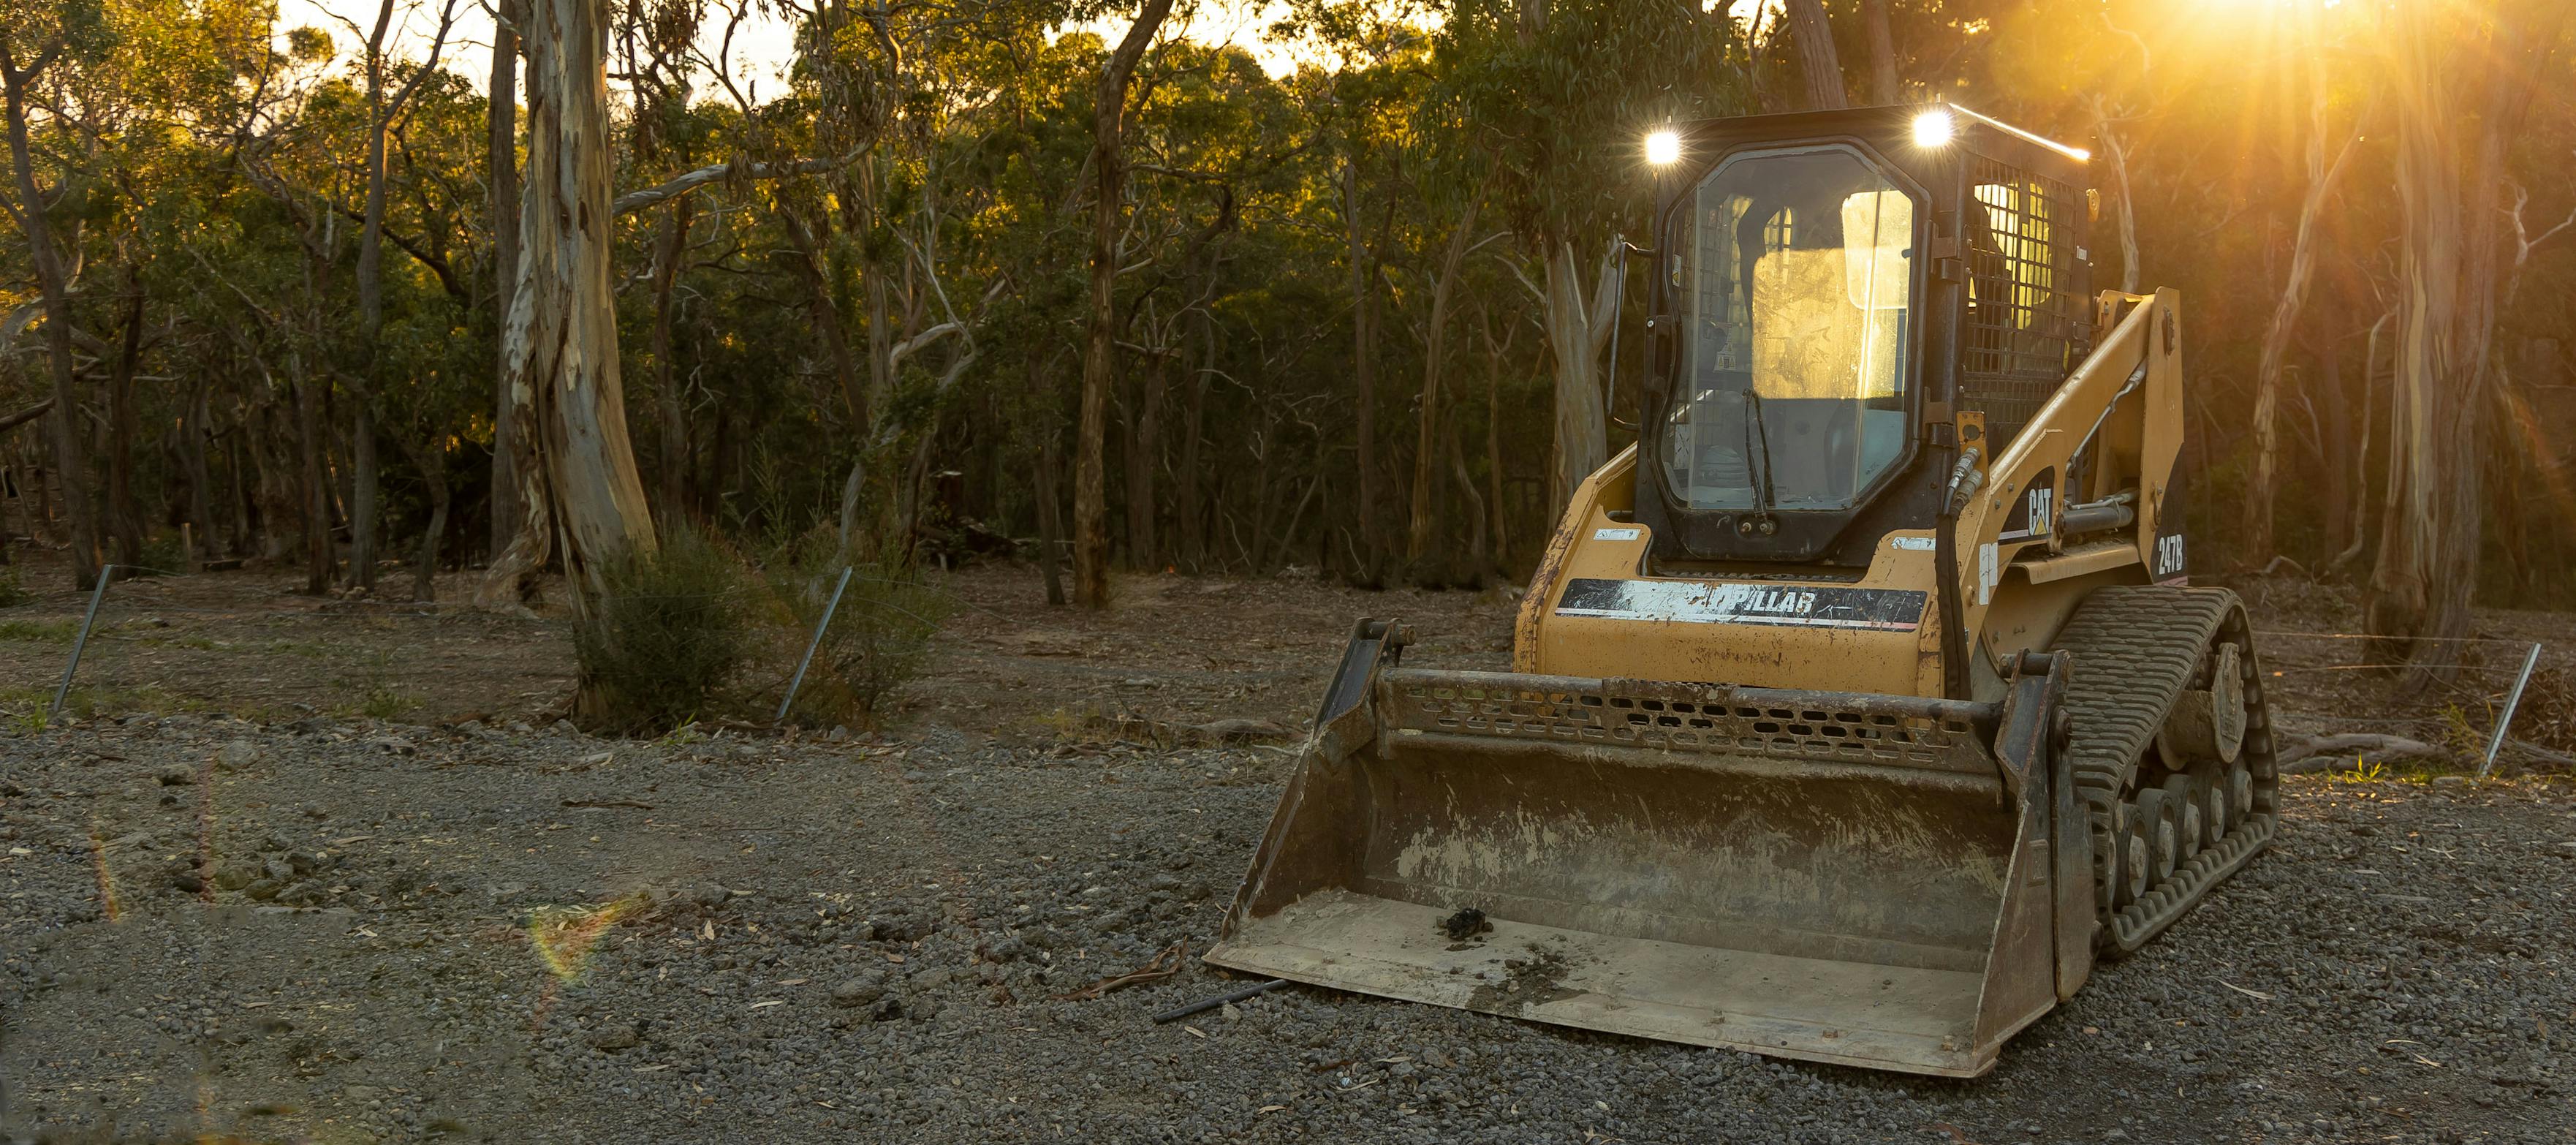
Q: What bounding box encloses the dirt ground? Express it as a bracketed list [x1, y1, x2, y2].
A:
[3, 556, 2574, 1144]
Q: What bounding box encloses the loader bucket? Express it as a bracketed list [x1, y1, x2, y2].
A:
[1208, 635, 2091, 1077]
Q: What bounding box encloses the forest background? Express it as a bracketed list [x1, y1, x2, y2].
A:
[0, 0, 2569, 673]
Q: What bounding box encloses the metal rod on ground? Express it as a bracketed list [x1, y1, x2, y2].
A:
[776, 565, 854, 724]
[2479, 640, 2544, 779]
[48, 565, 114, 729]
[1151, 978, 1287, 1024]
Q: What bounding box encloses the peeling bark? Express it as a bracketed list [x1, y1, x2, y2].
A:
[479, 0, 659, 613]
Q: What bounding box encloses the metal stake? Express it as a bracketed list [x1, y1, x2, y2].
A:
[776, 565, 853, 724]
[48, 564, 113, 728]
[2479, 640, 2543, 779]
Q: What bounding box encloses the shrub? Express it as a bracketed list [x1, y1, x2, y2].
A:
[0, 565, 31, 608]
[572, 526, 749, 734]
[763, 531, 952, 728]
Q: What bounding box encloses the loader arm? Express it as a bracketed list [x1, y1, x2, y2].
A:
[1951, 289, 2187, 689]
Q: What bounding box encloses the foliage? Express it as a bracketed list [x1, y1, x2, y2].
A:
[0, 0, 2568, 621]
[0, 567, 33, 609]
[761, 530, 954, 728]
[570, 526, 750, 734]
[336, 649, 422, 721]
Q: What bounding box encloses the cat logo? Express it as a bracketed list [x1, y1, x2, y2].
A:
[1998, 466, 2056, 543]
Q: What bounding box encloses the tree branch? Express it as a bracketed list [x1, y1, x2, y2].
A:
[611, 148, 866, 216]
[0, 398, 55, 435]
[327, 200, 467, 301]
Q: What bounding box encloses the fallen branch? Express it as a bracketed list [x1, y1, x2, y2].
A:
[1053, 939, 1188, 1001]
[2275, 732, 2447, 774]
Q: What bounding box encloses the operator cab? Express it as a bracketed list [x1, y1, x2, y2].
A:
[1639, 104, 2094, 570]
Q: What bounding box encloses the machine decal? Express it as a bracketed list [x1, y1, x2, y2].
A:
[2153, 469, 2190, 585]
[1556, 578, 1927, 631]
[1593, 526, 1643, 541]
[1999, 466, 2056, 542]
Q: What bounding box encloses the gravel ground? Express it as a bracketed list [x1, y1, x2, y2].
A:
[4, 709, 2572, 1144]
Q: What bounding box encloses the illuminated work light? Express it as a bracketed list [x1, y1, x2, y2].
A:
[1912, 110, 1956, 148]
[1645, 130, 1681, 166]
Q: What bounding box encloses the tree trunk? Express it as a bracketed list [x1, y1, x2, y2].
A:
[1341, 161, 1383, 585]
[181, 379, 216, 564]
[2315, 331, 2350, 553]
[1782, 0, 1848, 111]
[352, 0, 412, 592]
[1033, 358, 1068, 606]
[401, 431, 451, 601]
[2088, 97, 2143, 293]
[104, 281, 145, 567]
[1487, 366, 1508, 565]
[649, 197, 692, 520]
[2246, 95, 2361, 566]
[2366, 0, 2568, 678]
[1542, 240, 1619, 511]
[480, 0, 660, 612]
[1173, 315, 1212, 573]
[351, 402, 378, 586]
[1074, 0, 1177, 608]
[1482, 309, 1515, 564]
[292, 356, 333, 592]
[1860, 0, 1899, 103]
[1407, 186, 1485, 571]
[1123, 349, 1164, 570]
[488, 0, 523, 558]
[1, 50, 102, 588]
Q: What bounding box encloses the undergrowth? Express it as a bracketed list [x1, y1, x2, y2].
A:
[759, 530, 952, 729]
[572, 525, 749, 735]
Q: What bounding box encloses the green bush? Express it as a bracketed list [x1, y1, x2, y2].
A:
[572, 526, 750, 734]
[764, 532, 952, 728]
[0, 565, 31, 608]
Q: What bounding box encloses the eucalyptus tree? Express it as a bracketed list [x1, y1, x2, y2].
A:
[481, 0, 659, 613]
[1, 0, 112, 586]
[1072, 0, 1179, 607]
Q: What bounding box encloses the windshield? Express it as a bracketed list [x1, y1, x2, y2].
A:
[1663, 146, 1917, 513]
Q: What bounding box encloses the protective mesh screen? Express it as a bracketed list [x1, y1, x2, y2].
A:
[1961, 156, 2085, 446]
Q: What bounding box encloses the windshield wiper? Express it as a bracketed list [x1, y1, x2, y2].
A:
[1742, 388, 1779, 528]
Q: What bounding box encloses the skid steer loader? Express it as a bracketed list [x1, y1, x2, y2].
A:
[1205, 103, 2276, 1077]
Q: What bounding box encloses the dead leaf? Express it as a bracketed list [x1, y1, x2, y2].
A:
[749, 999, 784, 1010]
[1183, 1025, 1206, 1038]
[2221, 980, 2273, 1002]
[775, 978, 807, 986]
[700, 920, 714, 940]
[1257, 1105, 1287, 1115]
[330, 835, 375, 845]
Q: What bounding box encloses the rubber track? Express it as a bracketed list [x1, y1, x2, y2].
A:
[2052, 586, 2280, 955]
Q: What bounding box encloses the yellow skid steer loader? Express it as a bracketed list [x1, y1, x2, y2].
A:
[1206, 104, 2276, 1077]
